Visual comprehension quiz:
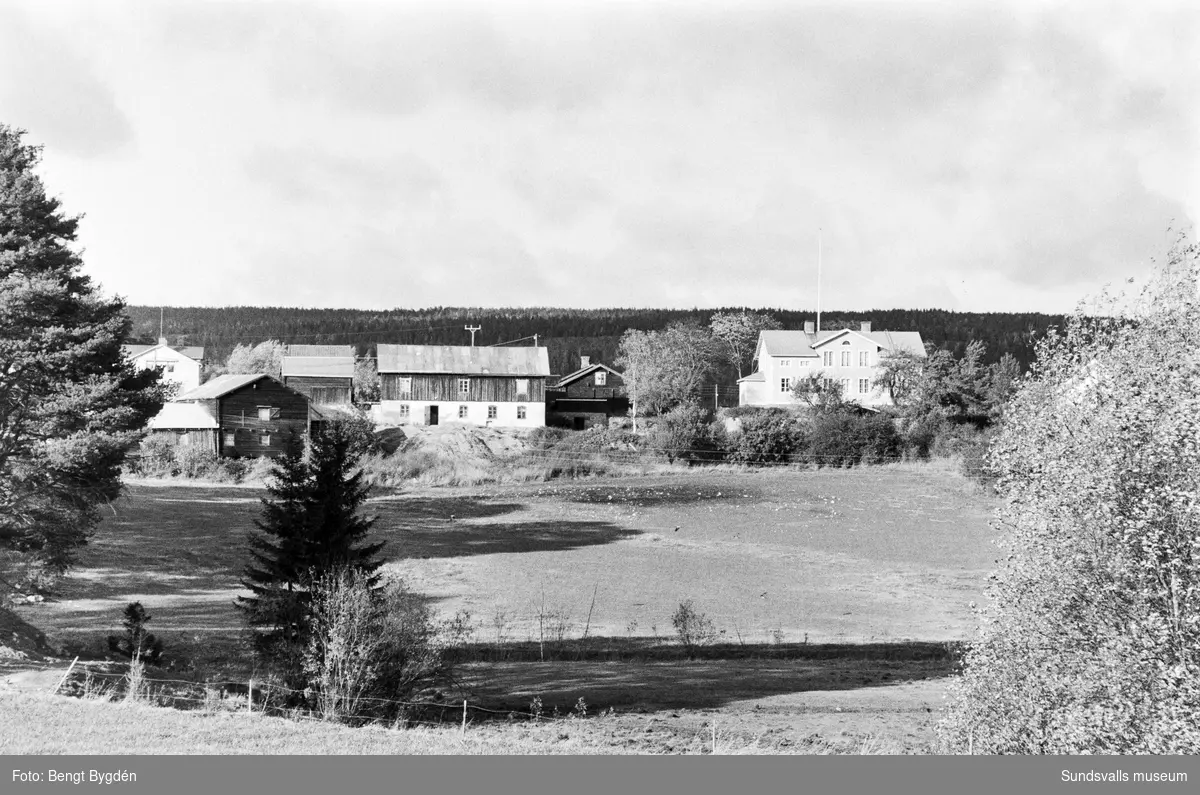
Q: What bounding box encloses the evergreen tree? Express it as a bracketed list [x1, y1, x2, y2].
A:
[0, 124, 166, 577]
[237, 425, 384, 683]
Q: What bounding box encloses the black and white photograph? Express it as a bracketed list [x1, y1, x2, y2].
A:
[0, 0, 1197, 786]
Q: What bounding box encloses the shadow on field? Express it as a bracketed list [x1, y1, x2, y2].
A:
[456, 639, 959, 714]
[553, 482, 762, 507]
[387, 519, 640, 559]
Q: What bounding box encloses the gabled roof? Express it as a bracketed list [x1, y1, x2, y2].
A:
[281, 356, 356, 378]
[737, 371, 766, 383]
[810, 328, 925, 356]
[552, 363, 622, 388]
[148, 402, 219, 430]
[285, 344, 355, 357]
[122, 342, 205, 362]
[757, 329, 926, 359]
[377, 345, 551, 376]
[176, 373, 275, 400]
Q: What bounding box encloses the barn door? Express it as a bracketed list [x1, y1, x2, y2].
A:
[427, 405, 439, 426]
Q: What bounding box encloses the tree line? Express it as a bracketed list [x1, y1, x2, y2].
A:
[128, 304, 1068, 381]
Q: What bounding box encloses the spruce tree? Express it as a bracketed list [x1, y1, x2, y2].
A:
[0, 124, 166, 577]
[237, 425, 384, 681]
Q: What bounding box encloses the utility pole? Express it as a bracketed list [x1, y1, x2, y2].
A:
[464, 325, 481, 346]
[533, 334, 538, 347]
[159, 307, 164, 340]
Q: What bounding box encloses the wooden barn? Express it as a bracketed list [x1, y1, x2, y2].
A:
[151, 373, 321, 458]
[545, 356, 629, 430]
[375, 344, 550, 428]
[282, 345, 355, 406]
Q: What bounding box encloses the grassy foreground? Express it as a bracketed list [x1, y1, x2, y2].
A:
[1, 691, 885, 754]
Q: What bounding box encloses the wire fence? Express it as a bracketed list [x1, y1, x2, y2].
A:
[48, 664, 600, 728]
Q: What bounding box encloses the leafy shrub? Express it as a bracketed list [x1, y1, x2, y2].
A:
[650, 403, 725, 463]
[106, 602, 164, 666]
[671, 599, 717, 660]
[304, 569, 462, 723]
[725, 408, 806, 465]
[940, 241, 1200, 754]
[136, 435, 179, 477]
[318, 408, 379, 459]
[806, 411, 901, 467]
[174, 444, 221, 479]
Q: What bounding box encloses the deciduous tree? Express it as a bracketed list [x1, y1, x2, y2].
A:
[941, 238, 1200, 754]
[708, 311, 781, 379]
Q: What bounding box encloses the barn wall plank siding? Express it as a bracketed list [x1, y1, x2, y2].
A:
[381, 374, 545, 403]
[216, 379, 310, 458]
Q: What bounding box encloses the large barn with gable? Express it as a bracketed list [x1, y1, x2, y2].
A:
[374, 344, 550, 428]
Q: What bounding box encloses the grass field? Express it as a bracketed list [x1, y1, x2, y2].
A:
[4, 463, 997, 753]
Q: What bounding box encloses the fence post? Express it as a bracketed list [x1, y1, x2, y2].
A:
[462, 699, 468, 735]
[248, 677, 254, 715]
[50, 657, 79, 695]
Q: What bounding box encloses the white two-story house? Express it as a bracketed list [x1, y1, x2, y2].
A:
[122, 338, 206, 394]
[737, 321, 925, 409]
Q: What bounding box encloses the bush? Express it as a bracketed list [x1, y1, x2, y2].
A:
[806, 411, 901, 467]
[671, 599, 717, 660]
[318, 409, 379, 459]
[650, 403, 725, 464]
[304, 569, 461, 723]
[725, 408, 806, 465]
[939, 241, 1200, 754]
[106, 602, 164, 666]
[175, 444, 221, 479]
[136, 435, 179, 477]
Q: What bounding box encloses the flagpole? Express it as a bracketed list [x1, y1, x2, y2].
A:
[817, 229, 822, 333]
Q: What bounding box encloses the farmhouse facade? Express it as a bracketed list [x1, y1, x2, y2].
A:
[148, 373, 321, 458]
[738, 322, 926, 409]
[374, 344, 550, 428]
[545, 356, 629, 430]
[281, 344, 355, 406]
[122, 338, 205, 394]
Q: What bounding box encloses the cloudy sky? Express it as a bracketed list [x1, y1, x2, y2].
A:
[2, 1, 1197, 313]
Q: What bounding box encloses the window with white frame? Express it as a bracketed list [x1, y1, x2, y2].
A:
[823, 351, 833, 367]
[594, 371, 607, 386]
[398, 404, 410, 418]
[798, 359, 810, 367]
[859, 351, 869, 367]
[780, 378, 790, 392]
[260, 433, 271, 446]
[859, 378, 870, 394]
[397, 376, 412, 397]
[223, 432, 235, 447]
[257, 406, 278, 422]
[458, 405, 468, 419]
[517, 405, 527, 420]
[780, 358, 791, 367]
[840, 351, 851, 367]
[487, 405, 497, 420]
[458, 378, 470, 394]
[841, 379, 850, 392]
[515, 378, 529, 398]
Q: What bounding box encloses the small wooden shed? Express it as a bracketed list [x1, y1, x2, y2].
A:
[281, 346, 356, 407]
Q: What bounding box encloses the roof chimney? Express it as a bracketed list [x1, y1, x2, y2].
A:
[860, 321, 872, 333]
[803, 321, 815, 335]
[580, 355, 591, 369]
[157, 337, 169, 346]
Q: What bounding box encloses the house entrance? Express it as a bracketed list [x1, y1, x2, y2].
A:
[427, 406, 439, 426]
[573, 416, 586, 431]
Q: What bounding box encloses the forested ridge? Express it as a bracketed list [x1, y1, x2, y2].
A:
[128, 305, 1066, 379]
